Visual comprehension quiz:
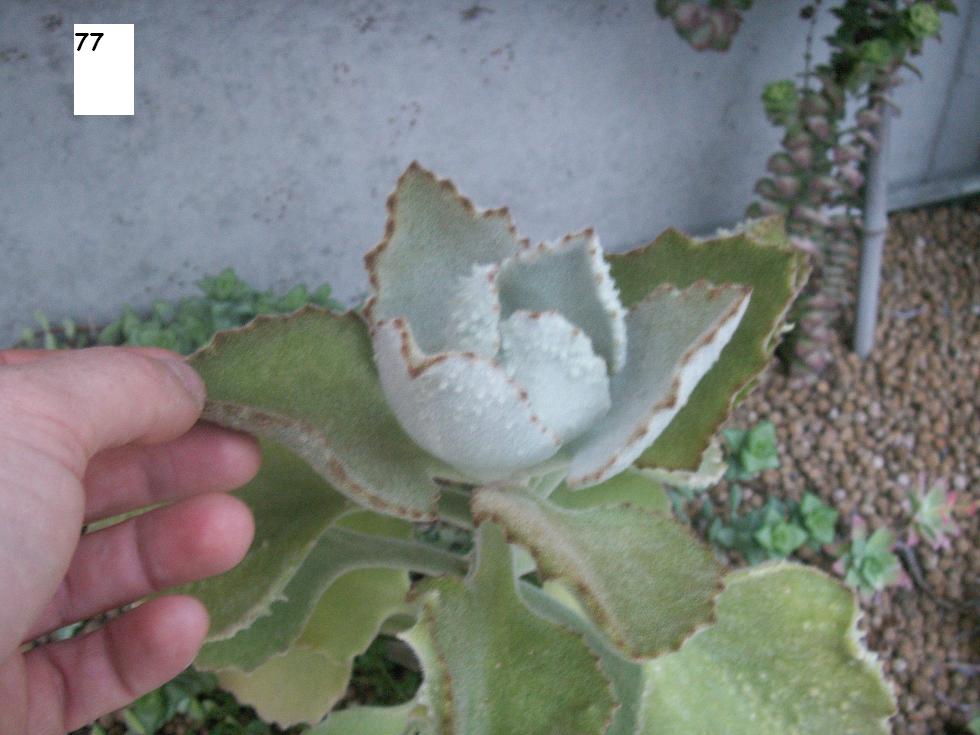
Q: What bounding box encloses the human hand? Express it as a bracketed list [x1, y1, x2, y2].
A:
[0, 347, 261, 734]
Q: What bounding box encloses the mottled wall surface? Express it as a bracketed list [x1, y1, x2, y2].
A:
[1, 0, 977, 343]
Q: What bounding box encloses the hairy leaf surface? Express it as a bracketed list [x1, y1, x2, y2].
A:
[639, 563, 895, 734]
[307, 702, 427, 735]
[608, 218, 809, 470]
[197, 513, 465, 672]
[471, 488, 720, 659]
[549, 467, 670, 514]
[190, 308, 460, 520]
[177, 442, 349, 640]
[402, 523, 615, 734]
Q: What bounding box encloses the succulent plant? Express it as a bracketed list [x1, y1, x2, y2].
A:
[655, 0, 751, 52]
[723, 419, 780, 481]
[799, 491, 839, 546]
[907, 478, 975, 551]
[176, 164, 895, 733]
[363, 164, 753, 486]
[836, 517, 906, 596]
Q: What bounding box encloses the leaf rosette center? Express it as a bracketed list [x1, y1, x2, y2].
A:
[364, 163, 752, 487]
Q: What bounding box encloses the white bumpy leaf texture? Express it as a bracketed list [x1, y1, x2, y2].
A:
[364, 163, 751, 487]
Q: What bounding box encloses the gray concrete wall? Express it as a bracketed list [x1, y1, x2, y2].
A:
[1, 0, 977, 344]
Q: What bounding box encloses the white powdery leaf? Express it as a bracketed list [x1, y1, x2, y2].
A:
[567, 282, 751, 487]
[497, 231, 627, 374]
[442, 263, 502, 357]
[364, 163, 523, 354]
[372, 317, 561, 481]
[499, 310, 611, 443]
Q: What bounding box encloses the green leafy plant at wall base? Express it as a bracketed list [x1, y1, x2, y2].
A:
[174, 164, 893, 733]
[19, 268, 342, 354]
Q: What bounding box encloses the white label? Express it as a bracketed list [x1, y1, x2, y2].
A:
[73, 24, 134, 116]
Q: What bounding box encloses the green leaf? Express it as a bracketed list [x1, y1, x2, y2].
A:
[722, 427, 747, 451]
[178, 441, 350, 640]
[755, 520, 807, 557]
[197, 512, 466, 672]
[518, 582, 646, 735]
[549, 467, 671, 514]
[402, 523, 616, 734]
[865, 528, 894, 555]
[209, 512, 457, 726]
[638, 439, 727, 490]
[608, 218, 809, 471]
[215, 563, 410, 726]
[215, 647, 350, 727]
[640, 564, 895, 734]
[364, 162, 522, 355]
[907, 3, 941, 37]
[308, 702, 427, 735]
[800, 493, 838, 545]
[742, 420, 779, 471]
[567, 281, 751, 486]
[471, 486, 721, 658]
[190, 307, 461, 520]
[860, 38, 894, 65]
[761, 80, 799, 123]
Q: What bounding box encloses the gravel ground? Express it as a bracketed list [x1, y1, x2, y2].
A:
[713, 196, 979, 734]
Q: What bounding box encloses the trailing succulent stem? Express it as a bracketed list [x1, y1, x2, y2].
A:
[660, 0, 955, 375]
[175, 165, 893, 733]
[753, 1, 954, 375]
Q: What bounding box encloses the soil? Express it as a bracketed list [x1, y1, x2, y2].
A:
[709, 196, 979, 734]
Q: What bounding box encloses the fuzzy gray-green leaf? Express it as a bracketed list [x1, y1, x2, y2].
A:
[190, 308, 460, 520]
[472, 487, 721, 659]
[402, 523, 616, 734]
[640, 563, 895, 734]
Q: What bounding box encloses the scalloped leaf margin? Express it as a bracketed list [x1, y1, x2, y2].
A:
[609, 217, 809, 471]
[638, 563, 896, 734]
[189, 307, 462, 521]
[401, 522, 616, 735]
[472, 487, 721, 659]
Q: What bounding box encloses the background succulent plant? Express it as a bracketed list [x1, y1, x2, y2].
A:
[172, 164, 896, 733]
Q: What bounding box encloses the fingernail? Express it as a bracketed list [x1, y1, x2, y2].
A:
[161, 358, 206, 406]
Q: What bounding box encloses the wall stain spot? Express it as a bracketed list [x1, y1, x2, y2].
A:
[42, 14, 63, 32]
[0, 48, 28, 63]
[461, 5, 493, 22]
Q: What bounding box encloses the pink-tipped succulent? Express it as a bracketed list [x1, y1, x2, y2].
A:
[907, 476, 976, 551]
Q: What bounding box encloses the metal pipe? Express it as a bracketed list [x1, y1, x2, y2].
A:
[854, 104, 891, 359]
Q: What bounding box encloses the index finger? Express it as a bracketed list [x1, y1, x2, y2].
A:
[0, 346, 186, 367]
[0, 347, 207, 476]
